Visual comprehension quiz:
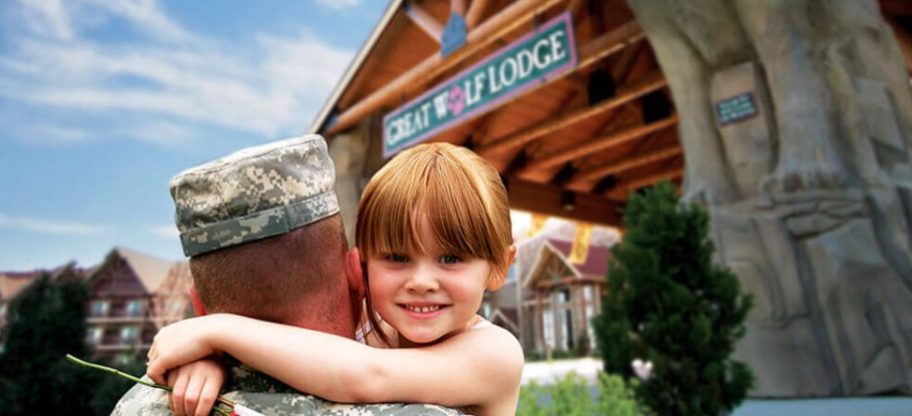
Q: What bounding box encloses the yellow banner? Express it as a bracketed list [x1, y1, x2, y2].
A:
[527, 213, 548, 238]
[568, 222, 592, 264]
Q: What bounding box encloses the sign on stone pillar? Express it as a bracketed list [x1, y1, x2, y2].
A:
[710, 62, 775, 199]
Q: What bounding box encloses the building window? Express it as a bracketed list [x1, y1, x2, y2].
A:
[584, 286, 593, 302]
[120, 326, 139, 343]
[90, 300, 109, 317]
[86, 327, 104, 345]
[126, 299, 143, 317]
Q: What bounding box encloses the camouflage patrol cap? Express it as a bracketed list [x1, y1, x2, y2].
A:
[169, 134, 340, 257]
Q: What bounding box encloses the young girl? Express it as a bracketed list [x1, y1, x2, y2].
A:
[146, 142, 523, 416]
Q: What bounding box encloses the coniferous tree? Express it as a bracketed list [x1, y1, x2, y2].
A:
[0, 271, 95, 415]
[593, 182, 754, 416]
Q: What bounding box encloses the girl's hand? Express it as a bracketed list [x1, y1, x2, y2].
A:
[166, 358, 227, 416]
[147, 315, 227, 385]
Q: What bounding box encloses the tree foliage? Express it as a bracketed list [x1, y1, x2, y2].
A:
[0, 272, 96, 415]
[593, 182, 754, 416]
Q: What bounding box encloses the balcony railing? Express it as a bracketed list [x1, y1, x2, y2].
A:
[86, 315, 149, 324]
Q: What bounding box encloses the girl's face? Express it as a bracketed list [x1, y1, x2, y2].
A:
[367, 215, 491, 346]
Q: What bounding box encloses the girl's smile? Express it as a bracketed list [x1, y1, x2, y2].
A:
[368, 215, 491, 345]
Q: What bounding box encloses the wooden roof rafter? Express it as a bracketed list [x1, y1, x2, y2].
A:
[571, 146, 682, 188]
[465, 0, 490, 29]
[404, 1, 445, 43]
[518, 113, 679, 174]
[477, 71, 666, 157]
[606, 161, 684, 200]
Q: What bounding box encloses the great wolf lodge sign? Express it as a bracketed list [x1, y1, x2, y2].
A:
[383, 12, 577, 157]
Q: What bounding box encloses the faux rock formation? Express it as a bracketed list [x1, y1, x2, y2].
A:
[628, 0, 912, 396]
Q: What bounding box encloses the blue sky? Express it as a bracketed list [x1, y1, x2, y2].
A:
[0, 0, 389, 270]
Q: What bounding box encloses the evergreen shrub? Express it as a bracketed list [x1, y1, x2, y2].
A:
[593, 182, 754, 416]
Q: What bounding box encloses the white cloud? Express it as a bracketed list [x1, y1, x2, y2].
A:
[147, 225, 179, 239]
[312, 0, 362, 10]
[0, 213, 109, 235]
[18, 0, 74, 40]
[0, 0, 354, 147]
[82, 0, 200, 45]
[21, 125, 93, 145]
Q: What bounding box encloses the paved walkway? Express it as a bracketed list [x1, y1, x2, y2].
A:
[523, 358, 912, 415]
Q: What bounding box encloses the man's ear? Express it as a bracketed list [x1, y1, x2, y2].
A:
[189, 286, 208, 316]
[344, 247, 366, 301]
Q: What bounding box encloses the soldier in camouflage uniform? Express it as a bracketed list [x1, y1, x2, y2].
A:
[111, 135, 460, 416]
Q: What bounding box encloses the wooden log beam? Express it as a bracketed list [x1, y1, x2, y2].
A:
[569, 0, 590, 26]
[404, 1, 444, 44]
[465, 0, 490, 30]
[568, 145, 682, 187]
[507, 177, 623, 226]
[517, 114, 679, 174]
[478, 71, 666, 157]
[577, 21, 644, 70]
[325, 0, 564, 137]
[606, 166, 683, 200]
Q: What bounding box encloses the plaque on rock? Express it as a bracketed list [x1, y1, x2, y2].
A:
[716, 92, 758, 126]
[710, 62, 775, 199]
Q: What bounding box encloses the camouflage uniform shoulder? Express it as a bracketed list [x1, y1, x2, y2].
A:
[226, 365, 464, 416]
[110, 381, 172, 416]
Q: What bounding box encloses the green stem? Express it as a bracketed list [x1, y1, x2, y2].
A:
[65, 354, 236, 410]
[65, 354, 170, 391]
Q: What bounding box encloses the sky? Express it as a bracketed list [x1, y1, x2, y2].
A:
[0, 0, 390, 271]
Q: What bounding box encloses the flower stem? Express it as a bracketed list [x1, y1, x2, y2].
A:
[65, 354, 236, 409]
[66, 354, 169, 391]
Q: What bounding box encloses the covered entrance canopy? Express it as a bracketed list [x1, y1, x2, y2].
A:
[311, 0, 912, 226]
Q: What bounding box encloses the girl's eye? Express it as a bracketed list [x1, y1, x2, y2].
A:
[386, 253, 409, 263]
[439, 254, 460, 264]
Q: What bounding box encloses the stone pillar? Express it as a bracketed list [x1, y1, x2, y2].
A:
[628, 0, 912, 396]
[327, 116, 384, 245]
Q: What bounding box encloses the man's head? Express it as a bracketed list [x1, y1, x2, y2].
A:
[169, 135, 364, 337]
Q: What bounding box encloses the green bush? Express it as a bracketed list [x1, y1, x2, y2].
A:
[0, 272, 95, 415]
[593, 182, 754, 416]
[517, 372, 651, 416]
